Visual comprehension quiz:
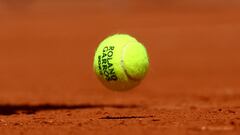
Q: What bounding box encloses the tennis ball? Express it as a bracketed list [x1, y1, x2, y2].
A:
[93, 34, 149, 91]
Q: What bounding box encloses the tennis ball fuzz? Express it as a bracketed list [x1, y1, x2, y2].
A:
[93, 34, 149, 91]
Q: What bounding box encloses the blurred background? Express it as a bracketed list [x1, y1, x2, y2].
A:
[0, 0, 240, 105]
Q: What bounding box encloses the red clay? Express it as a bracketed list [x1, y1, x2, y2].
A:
[0, 0, 240, 135]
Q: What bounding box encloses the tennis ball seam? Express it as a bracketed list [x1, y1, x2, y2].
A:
[120, 44, 140, 82]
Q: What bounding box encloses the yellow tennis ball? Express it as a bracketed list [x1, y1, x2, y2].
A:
[93, 34, 149, 91]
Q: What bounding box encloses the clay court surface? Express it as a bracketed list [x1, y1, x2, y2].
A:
[1, 0, 240, 134]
